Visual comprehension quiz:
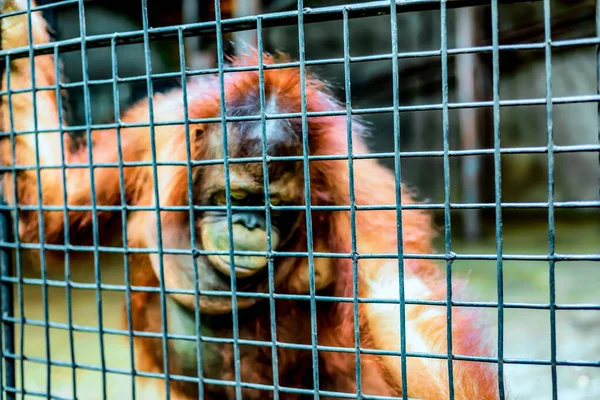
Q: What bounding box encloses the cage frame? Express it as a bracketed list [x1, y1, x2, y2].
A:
[0, 0, 597, 399]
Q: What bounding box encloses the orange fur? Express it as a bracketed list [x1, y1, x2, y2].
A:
[0, 1, 502, 398]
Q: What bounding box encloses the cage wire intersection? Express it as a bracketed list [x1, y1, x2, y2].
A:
[0, 0, 597, 399]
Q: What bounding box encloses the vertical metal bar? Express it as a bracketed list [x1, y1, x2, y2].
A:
[341, 8, 362, 399]
[212, 0, 243, 398]
[110, 36, 137, 399]
[456, 6, 482, 242]
[440, 1, 455, 398]
[0, 222, 3, 400]
[0, 239, 3, 400]
[0, 23, 10, 400]
[295, 2, 320, 398]
[542, 0, 557, 398]
[139, 0, 171, 398]
[0, 45, 5, 396]
[0, 26, 15, 400]
[256, 17, 280, 400]
[177, 28, 205, 399]
[388, 1, 408, 398]
[24, 1, 52, 395]
[0, 203, 7, 398]
[597, 0, 600, 209]
[76, 0, 108, 396]
[0, 202, 15, 400]
[4, 53, 24, 400]
[54, 43, 77, 399]
[490, 0, 505, 398]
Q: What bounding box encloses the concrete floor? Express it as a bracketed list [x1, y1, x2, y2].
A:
[450, 221, 600, 400]
[10, 251, 136, 400]
[5, 221, 600, 399]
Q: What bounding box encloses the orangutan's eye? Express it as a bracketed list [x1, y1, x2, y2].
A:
[230, 190, 248, 201]
[212, 190, 248, 205]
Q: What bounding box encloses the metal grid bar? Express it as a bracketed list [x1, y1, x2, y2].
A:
[0, 241, 597, 265]
[139, 0, 172, 398]
[177, 26, 206, 400]
[490, 1, 505, 399]
[542, 0, 558, 398]
[296, 1, 321, 398]
[256, 16, 281, 400]
[0, 144, 598, 174]
[388, 1, 409, 398]
[24, 1, 51, 398]
[3, 32, 600, 86]
[3, 51, 24, 400]
[3, 333, 600, 367]
[0, 198, 598, 215]
[4, 296, 600, 314]
[54, 42, 77, 399]
[0, 201, 15, 400]
[2, 96, 600, 140]
[213, 0, 244, 398]
[439, 1, 455, 398]
[112, 33, 138, 399]
[0, 0, 596, 399]
[0, 0, 543, 62]
[341, 6, 363, 399]
[597, 0, 600, 343]
[75, 1, 108, 397]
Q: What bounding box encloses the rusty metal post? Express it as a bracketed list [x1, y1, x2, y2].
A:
[456, 6, 483, 241]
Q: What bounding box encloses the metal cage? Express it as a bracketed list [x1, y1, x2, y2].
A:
[0, 0, 598, 399]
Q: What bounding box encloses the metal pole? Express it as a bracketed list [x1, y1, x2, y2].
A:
[456, 6, 482, 241]
[0, 202, 15, 400]
[0, 1, 16, 396]
[597, 0, 600, 204]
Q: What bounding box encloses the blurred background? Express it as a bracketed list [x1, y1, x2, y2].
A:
[10, 0, 600, 399]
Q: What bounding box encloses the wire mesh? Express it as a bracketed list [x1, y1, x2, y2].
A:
[0, 0, 597, 399]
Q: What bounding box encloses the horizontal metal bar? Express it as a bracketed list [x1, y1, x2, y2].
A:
[4, 347, 598, 381]
[0, 144, 597, 173]
[0, 0, 541, 61]
[3, 92, 600, 134]
[0, 200, 597, 214]
[5, 302, 599, 340]
[0, 240, 597, 261]
[7, 273, 600, 308]
[2, 283, 599, 305]
[0, 0, 78, 18]
[0, 33, 596, 89]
